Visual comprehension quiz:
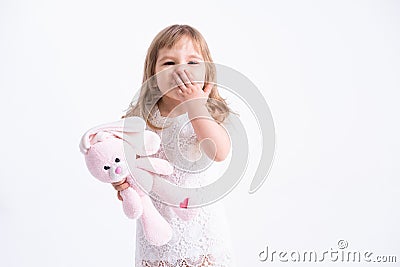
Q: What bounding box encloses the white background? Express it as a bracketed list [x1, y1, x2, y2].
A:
[1, 0, 399, 266]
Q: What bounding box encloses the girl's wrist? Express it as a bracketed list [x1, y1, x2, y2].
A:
[187, 100, 210, 120]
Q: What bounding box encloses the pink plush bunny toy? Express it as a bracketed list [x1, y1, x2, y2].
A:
[79, 116, 174, 246]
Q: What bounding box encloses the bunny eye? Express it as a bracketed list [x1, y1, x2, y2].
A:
[104, 166, 110, 170]
[115, 158, 120, 163]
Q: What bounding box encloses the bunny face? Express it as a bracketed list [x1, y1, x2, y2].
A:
[85, 137, 133, 184]
[80, 117, 164, 184]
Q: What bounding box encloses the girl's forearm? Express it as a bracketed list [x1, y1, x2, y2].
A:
[187, 103, 231, 162]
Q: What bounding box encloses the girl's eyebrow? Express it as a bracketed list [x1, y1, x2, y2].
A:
[158, 54, 203, 62]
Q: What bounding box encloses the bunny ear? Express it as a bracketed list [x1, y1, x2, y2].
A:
[141, 130, 161, 155]
[123, 116, 146, 132]
[122, 130, 161, 156]
[79, 117, 146, 154]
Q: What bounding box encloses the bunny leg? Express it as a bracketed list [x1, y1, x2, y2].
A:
[139, 195, 172, 246]
[119, 187, 143, 219]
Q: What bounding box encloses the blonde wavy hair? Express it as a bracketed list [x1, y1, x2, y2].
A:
[122, 24, 231, 128]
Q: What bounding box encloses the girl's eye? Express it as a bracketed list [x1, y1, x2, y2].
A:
[115, 158, 120, 163]
[104, 166, 110, 170]
[163, 61, 199, 65]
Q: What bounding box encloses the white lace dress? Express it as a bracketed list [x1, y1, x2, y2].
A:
[135, 106, 236, 267]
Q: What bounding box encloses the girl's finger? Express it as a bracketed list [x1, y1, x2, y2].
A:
[184, 69, 199, 85]
[114, 182, 129, 191]
[203, 83, 213, 95]
[121, 183, 130, 190]
[173, 72, 186, 90]
[185, 70, 207, 93]
[178, 70, 192, 86]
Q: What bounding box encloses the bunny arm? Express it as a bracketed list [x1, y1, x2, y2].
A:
[134, 159, 199, 221]
[119, 185, 143, 219]
[135, 157, 174, 176]
[129, 162, 179, 203]
[128, 168, 155, 194]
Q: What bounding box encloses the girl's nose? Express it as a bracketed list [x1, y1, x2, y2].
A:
[115, 166, 122, 174]
[175, 63, 188, 73]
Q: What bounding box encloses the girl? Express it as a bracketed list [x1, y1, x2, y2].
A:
[114, 24, 236, 267]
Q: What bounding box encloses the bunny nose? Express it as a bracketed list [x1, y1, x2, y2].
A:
[115, 167, 122, 174]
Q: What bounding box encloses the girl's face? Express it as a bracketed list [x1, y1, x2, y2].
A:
[155, 36, 206, 101]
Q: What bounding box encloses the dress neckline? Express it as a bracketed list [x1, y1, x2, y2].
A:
[154, 103, 188, 120]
